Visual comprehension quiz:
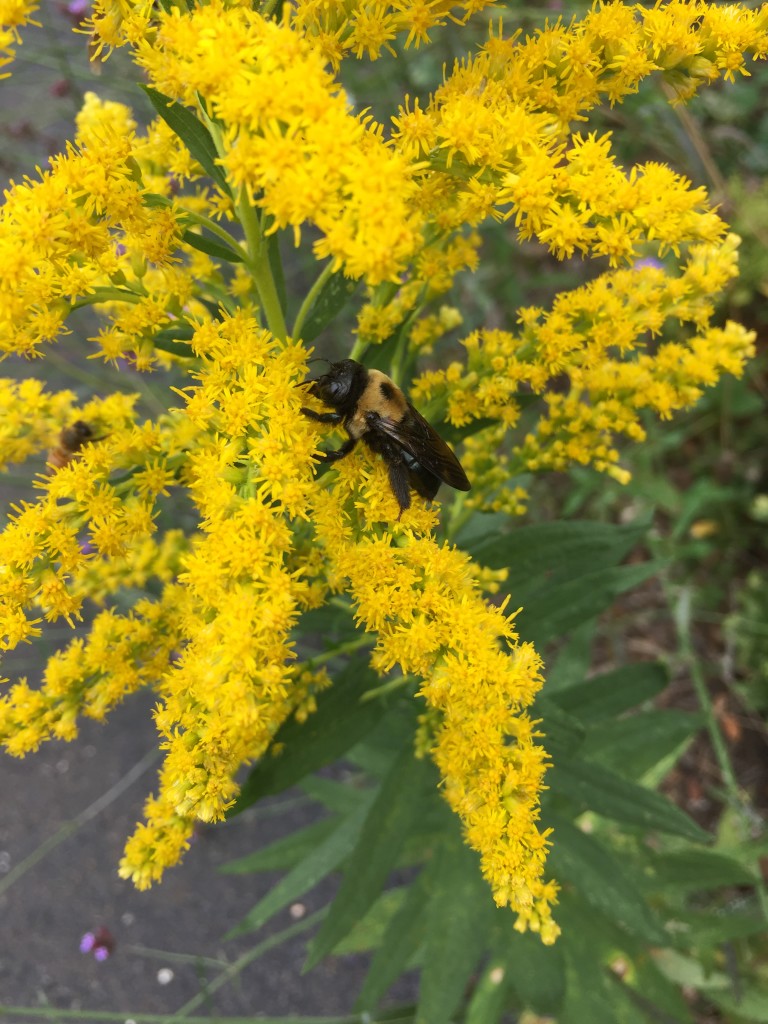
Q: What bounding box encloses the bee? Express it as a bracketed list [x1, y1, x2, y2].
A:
[47, 420, 102, 470]
[302, 359, 470, 516]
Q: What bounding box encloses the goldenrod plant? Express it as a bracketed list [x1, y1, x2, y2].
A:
[1, 1, 767, 1020]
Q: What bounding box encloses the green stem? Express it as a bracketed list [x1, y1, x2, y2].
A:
[237, 187, 287, 339]
[673, 587, 741, 795]
[292, 259, 335, 340]
[348, 336, 370, 362]
[361, 674, 416, 702]
[174, 908, 328, 1017]
[671, 585, 768, 924]
[0, 749, 158, 899]
[304, 633, 373, 670]
[70, 287, 146, 310]
[202, 113, 288, 339]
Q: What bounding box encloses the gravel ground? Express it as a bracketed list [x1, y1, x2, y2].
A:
[0, 683, 385, 1020]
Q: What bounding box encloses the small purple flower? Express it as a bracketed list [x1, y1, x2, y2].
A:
[80, 926, 115, 960]
[633, 256, 664, 271]
[60, 1, 89, 24]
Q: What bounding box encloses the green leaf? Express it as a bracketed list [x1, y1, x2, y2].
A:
[465, 960, 511, 1024]
[300, 776, 369, 816]
[143, 191, 173, 208]
[545, 620, 596, 694]
[647, 849, 757, 890]
[497, 926, 566, 1015]
[334, 887, 407, 954]
[357, 869, 432, 1011]
[547, 814, 665, 943]
[534, 697, 586, 757]
[669, 908, 766, 948]
[465, 520, 646, 593]
[551, 662, 668, 721]
[230, 660, 384, 812]
[225, 794, 374, 939]
[181, 228, 244, 262]
[521, 562, 661, 649]
[710, 990, 768, 1023]
[153, 323, 196, 357]
[300, 268, 360, 343]
[557, 893, 648, 1024]
[417, 837, 494, 1024]
[141, 85, 230, 195]
[583, 710, 701, 780]
[220, 817, 339, 874]
[623, 957, 694, 1023]
[547, 757, 709, 841]
[306, 747, 436, 969]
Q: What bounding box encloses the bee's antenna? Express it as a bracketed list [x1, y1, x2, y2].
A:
[307, 357, 331, 367]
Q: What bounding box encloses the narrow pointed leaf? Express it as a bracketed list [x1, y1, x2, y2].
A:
[305, 747, 436, 969]
[231, 660, 383, 812]
[465, 960, 511, 1024]
[647, 849, 757, 890]
[220, 817, 339, 874]
[300, 268, 359, 342]
[548, 757, 709, 841]
[182, 229, 244, 262]
[535, 697, 586, 757]
[521, 562, 661, 649]
[356, 869, 432, 1011]
[497, 925, 565, 1015]
[547, 815, 665, 942]
[583, 710, 701, 779]
[142, 85, 230, 195]
[466, 520, 645, 590]
[225, 794, 374, 939]
[552, 662, 668, 721]
[417, 838, 494, 1024]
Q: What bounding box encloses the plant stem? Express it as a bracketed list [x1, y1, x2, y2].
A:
[174, 908, 328, 1017]
[237, 189, 287, 339]
[304, 633, 373, 670]
[672, 585, 768, 924]
[0, 749, 158, 898]
[70, 287, 146, 310]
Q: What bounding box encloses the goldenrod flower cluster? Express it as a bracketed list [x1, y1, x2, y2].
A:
[0, 0, 764, 941]
[0, 0, 38, 75]
[310, 480, 557, 938]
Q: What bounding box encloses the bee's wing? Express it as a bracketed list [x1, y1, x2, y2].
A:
[375, 404, 471, 492]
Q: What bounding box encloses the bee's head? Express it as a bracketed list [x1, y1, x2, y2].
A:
[309, 359, 362, 408]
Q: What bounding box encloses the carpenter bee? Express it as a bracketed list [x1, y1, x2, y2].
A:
[302, 359, 470, 515]
[47, 420, 102, 470]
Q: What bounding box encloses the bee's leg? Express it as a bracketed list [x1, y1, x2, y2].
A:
[301, 407, 343, 424]
[387, 460, 411, 519]
[318, 437, 358, 463]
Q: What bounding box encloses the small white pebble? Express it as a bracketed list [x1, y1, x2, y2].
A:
[120, 912, 135, 927]
[289, 903, 306, 920]
[157, 968, 174, 985]
[489, 966, 505, 985]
